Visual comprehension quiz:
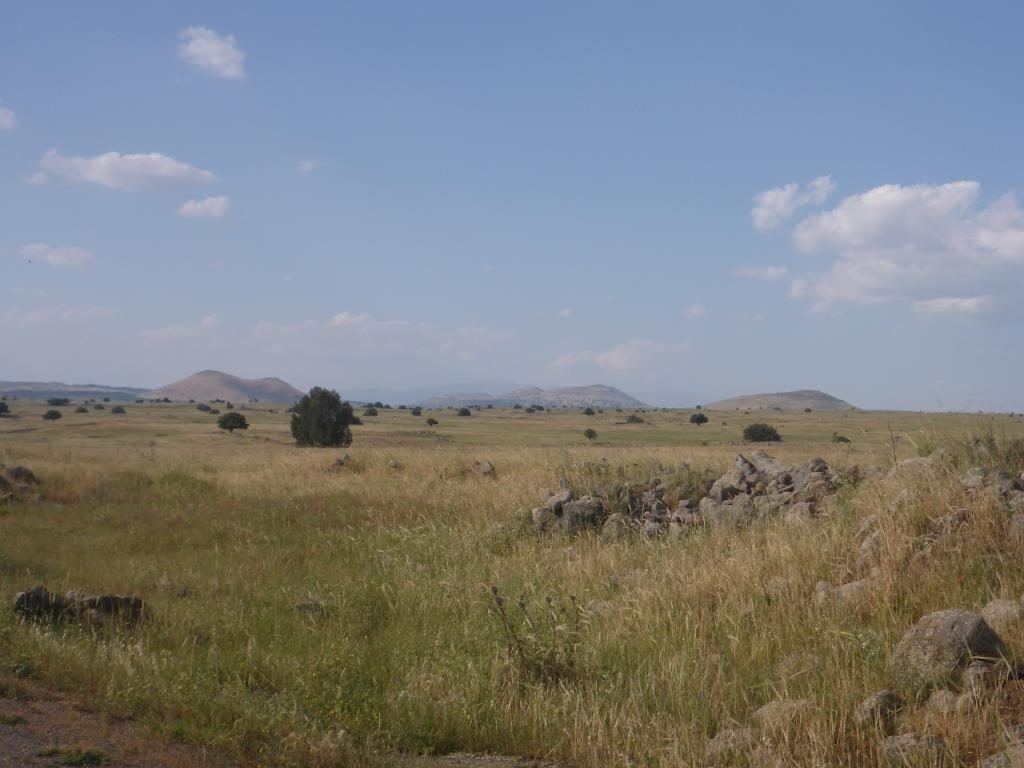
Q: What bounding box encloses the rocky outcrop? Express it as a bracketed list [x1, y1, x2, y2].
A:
[13, 586, 146, 626]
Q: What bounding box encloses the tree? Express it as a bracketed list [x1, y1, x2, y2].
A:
[410, 407, 422, 417]
[426, 417, 439, 427]
[290, 387, 355, 447]
[743, 423, 781, 442]
[93, 403, 105, 411]
[102, 397, 110, 402]
[689, 413, 709, 426]
[75, 406, 88, 413]
[46, 398, 70, 407]
[363, 406, 378, 417]
[196, 403, 211, 412]
[42, 409, 62, 421]
[0, 402, 8, 416]
[584, 428, 598, 441]
[218, 412, 249, 433]
[626, 413, 644, 424]
[583, 407, 595, 416]
[457, 407, 472, 417]
[111, 405, 127, 414]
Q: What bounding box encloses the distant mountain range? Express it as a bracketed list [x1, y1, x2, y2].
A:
[706, 389, 853, 411]
[419, 384, 647, 409]
[0, 380, 144, 402]
[142, 370, 303, 402]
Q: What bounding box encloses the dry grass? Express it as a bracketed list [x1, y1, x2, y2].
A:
[1, 401, 1024, 765]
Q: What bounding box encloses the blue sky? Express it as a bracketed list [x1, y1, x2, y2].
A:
[2, 2, 1023, 409]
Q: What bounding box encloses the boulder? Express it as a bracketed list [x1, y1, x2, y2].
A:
[982, 599, 1024, 636]
[706, 726, 761, 764]
[855, 690, 902, 734]
[545, 490, 572, 513]
[925, 688, 960, 715]
[14, 586, 145, 625]
[601, 513, 629, 542]
[5, 466, 37, 484]
[559, 497, 604, 533]
[13, 586, 67, 620]
[531, 506, 556, 535]
[981, 746, 1024, 768]
[472, 461, 496, 478]
[890, 609, 1005, 696]
[750, 699, 815, 740]
[880, 734, 948, 767]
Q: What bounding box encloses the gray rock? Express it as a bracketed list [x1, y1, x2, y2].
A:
[890, 609, 1005, 696]
[855, 690, 902, 734]
[834, 578, 873, 606]
[531, 506, 556, 534]
[545, 490, 572, 513]
[981, 745, 1024, 768]
[856, 530, 883, 572]
[641, 520, 663, 539]
[750, 699, 815, 739]
[962, 467, 987, 491]
[880, 733, 948, 766]
[601, 512, 629, 542]
[1009, 513, 1024, 545]
[472, 460, 496, 477]
[559, 496, 604, 533]
[925, 688, 959, 715]
[982, 599, 1024, 636]
[706, 726, 761, 764]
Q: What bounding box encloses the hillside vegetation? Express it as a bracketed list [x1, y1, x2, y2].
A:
[1, 403, 1024, 766]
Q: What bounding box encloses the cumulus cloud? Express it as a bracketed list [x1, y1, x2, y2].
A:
[329, 311, 371, 327]
[685, 303, 705, 318]
[41, 149, 216, 190]
[0, 106, 15, 131]
[19, 243, 95, 268]
[752, 175, 835, 231]
[178, 27, 246, 80]
[735, 265, 788, 281]
[178, 195, 231, 218]
[787, 181, 1024, 312]
[298, 160, 318, 174]
[142, 313, 220, 341]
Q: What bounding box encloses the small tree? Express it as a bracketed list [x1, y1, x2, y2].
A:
[583, 407, 595, 416]
[626, 413, 644, 424]
[0, 402, 9, 416]
[457, 407, 472, 417]
[689, 413, 709, 426]
[363, 406, 378, 417]
[196, 403, 211, 412]
[291, 387, 355, 447]
[218, 412, 248, 433]
[75, 406, 88, 414]
[93, 403, 105, 411]
[426, 417, 439, 427]
[111, 405, 127, 414]
[743, 423, 781, 442]
[583, 428, 598, 441]
[42, 409, 62, 421]
[46, 397, 70, 407]
[410, 407, 422, 417]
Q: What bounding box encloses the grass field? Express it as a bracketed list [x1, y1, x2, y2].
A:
[2, 400, 1024, 766]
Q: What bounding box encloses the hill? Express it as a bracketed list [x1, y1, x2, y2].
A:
[0, 380, 144, 402]
[706, 389, 853, 411]
[419, 384, 646, 409]
[142, 370, 303, 403]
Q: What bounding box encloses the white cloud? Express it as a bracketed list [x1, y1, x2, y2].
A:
[41, 149, 216, 190]
[912, 296, 994, 316]
[25, 172, 48, 185]
[0, 106, 15, 132]
[735, 265, 788, 281]
[142, 313, 220, 341]
[19, 243, 95, 268]
[752, 175, 835, 231]
[685, 303, 705, 318]
[178, 27, 246, 80]
[329, 311, 371, 327]
[2, 304, 114, 328]
[298, 160, 318, 174]
[558, 308, 572, 318]
[178, 195, 231, 219]
[787, 181, 1024, 312]
[551, 339, 691, 377]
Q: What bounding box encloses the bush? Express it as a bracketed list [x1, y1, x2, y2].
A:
[93, 404, 105, 411]
[111, 405, 126, 414]
[583, 407, 595, 416]
[42, 410, 62, 421]
[426, 418, 439, 427]
[290, 387, 355, 447]
[457, 407, 472, 417]
[689, 413, 709, 426]
[410, 407, 422, 417]
[625, 414, 644, 424]
[804, 407, 812, 413]
[743, 423, 781, 442]
[513, 404, 522, 410]
[363, 407, 379, 417]
[196, 403, 211, 412]
[0, 402, 8, 416]
[74, 406, 88, 413]
[583, 428, 598, 441]
[46, 398, 70, 407]
[208, 408, 220, 415]
[218, 412, 249, 433]
[102, 397, 110, 402]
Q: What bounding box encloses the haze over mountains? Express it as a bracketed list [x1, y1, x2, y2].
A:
[419, 385, 647, 409]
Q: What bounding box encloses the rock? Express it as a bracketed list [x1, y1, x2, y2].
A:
[473, 461, 496, 478]
[1009, 514, 1024, 546]
[855, 690, 902, 734]
[750, 699, 815, 739]
[15, 586, 146, 625]
[295, 600, 327, 615]
[856, 530, 883, 572]
[641, 520, 662, 539]
[962, 467, 987, 491]
[925, 688, 959, 715]
[834, 578, 873, 606]
[545, 490, 572, 513]
[961, 660, 995, 698]
[888, 456, 935, 479]
[774, 652, 820, 683]
[706, 726, 761, 764]
[531, 506, 556, 534]
[982, 746, 1024, 768]
[75, 594, 147, 624]
[5, 466, 37, 484]
[880, 734, 948, 766]
[13, 586, 67, 620]
[601, 513, 629, 542]
[559, 496, 604, 533]
[982, 599, 1024, 636]
[890, 609, 1005, 696]
[1010, 492, 1024, 515]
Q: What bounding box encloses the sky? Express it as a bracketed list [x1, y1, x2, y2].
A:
[2, 2, 1024, 410]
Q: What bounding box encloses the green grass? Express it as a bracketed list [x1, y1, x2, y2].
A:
[2, 401, 1024, 765]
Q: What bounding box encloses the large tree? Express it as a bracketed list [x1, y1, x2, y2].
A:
[290, 387, 355, 447]
[218, 412, 249, 433]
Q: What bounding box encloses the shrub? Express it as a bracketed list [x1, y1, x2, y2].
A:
[102, 397, 110, 402]
[689, 413, 709, 426]
[74, 406, 88, 414]
[457, 407, 472, 417]
[111, 405, 126, 414]
[46, 397, 70, 407]
[208, 408, 220, 415]
[42, 410, 62, 421]
[290, 387, 355, 447]
[93, 404, 105, 411]
[832, 434, 851, 443]
[582, 407, 595, 416]
[426, 418, 439, 427]
[513, 404, 522, 410]
[804, 407, 812, 413]
[488, 586, 582, 685]
[410, 407, 422, 417]
[583, 428, 598, 441]
[743, 423, 781, 442]
[0, 402, 8, 416]
[196, 403, 211, 412]
[625, 414, 644, 424]
[218, 412, 249, 433]
[363, 407, 379, 417]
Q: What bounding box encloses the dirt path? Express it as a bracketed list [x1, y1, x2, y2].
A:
[0, 673, 562, 768]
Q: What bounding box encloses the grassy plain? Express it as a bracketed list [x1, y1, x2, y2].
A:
[1, 400, 1024, 766]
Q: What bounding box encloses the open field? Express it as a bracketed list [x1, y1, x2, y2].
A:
[2, 401, 1024, 766]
